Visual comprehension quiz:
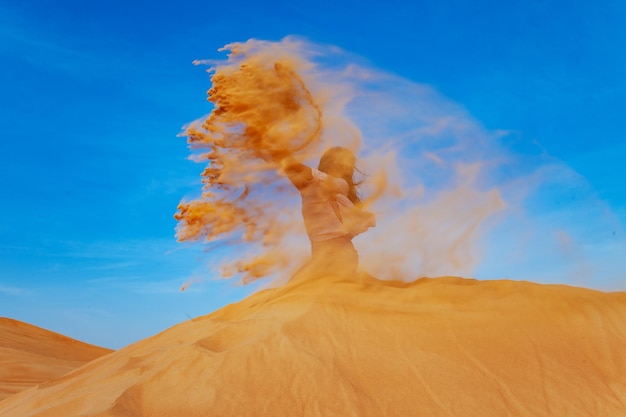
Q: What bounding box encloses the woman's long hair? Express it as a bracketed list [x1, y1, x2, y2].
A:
[318, 147, 363, 204]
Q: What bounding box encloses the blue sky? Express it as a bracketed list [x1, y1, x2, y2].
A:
[1, 0, 624, 349]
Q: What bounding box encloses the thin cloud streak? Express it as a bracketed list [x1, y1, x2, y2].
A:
[0, 285, 27, 296]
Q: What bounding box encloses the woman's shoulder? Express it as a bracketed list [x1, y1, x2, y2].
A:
[307, 169, 348, 195]
[311, 168, 328, 181]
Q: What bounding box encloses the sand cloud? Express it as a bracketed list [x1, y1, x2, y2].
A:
[176, 37, 625, 289]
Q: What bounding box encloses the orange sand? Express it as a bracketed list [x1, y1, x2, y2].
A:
[0, 318, 112, 401]
[175, 40, 329, 282]
[175, 38, 508, 286]
[1, 276, 625, 416]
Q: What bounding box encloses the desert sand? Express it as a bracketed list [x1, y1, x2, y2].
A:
[0, 318, 112, 402]
[1, 275, 626, 417]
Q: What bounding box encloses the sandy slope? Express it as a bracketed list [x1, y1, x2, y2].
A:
[1, 275, 626, 417]
[0, 318, 113, 401]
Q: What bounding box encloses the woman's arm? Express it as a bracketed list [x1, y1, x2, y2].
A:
[279, 155, 313, 190]
[269, 150, 312, 190]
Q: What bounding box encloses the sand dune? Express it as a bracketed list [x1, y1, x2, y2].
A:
[1, 275, 625, 416]
[0, 318, 113, 402]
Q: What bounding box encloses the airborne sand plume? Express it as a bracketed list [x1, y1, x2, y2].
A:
[174, 37, 625, 289]
[175, 39, 334, 282]
[174, 38, 508, 285]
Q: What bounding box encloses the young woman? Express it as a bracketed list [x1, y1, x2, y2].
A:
[273, 147, 375, 278]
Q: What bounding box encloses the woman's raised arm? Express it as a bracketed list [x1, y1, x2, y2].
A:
[276, 154, 313, 190]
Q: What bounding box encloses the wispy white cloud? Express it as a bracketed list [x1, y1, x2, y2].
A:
[84, 275, 144, 285]
[82, 262, 141, 271]
[87, 276, 201, 294]
[0, 238, 178, 261]
[0, 285, 27, 296]
[0, 237, 219, 298]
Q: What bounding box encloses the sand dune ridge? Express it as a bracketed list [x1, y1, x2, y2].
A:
[1, 276, 625, 416]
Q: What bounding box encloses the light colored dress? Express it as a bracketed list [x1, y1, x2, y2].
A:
[300, 169, 375, 242]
